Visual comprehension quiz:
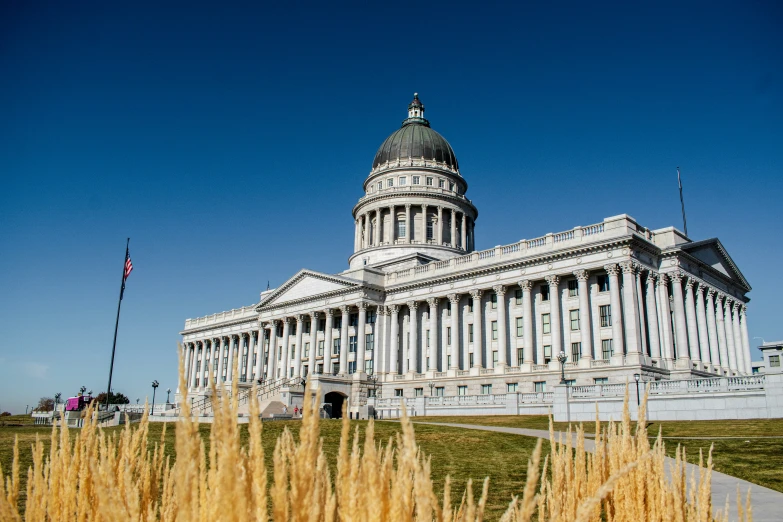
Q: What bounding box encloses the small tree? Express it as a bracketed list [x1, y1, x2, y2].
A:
[36, 397, 55, 412]
[93, 391, 130, 405]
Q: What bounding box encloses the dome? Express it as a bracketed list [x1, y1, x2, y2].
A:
[371, 94, 459, 171]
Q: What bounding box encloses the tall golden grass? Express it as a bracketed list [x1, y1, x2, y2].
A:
[0, 347, 751, 521]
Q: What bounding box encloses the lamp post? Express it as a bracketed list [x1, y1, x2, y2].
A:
[633, 373, 641, 407]
[151, 380, 159, 416]
[166, 388, 171, 404]
[54, 393, 61, 412]
[557, 351, 568, 385]
[427, 380, 435, 396]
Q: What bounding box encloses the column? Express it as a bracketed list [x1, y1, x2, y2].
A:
[183, 343, 192, 387]
[634, 267, 648, 356]
[188, 343, 198, 388]
[573, 271, 593, 362]
[375, 209, 381, 246]
[357, 302, 367, 374]
[645, 272, 661, 360]
[388, 205, 395, 243]
[216, 337, 227, 383]
[422, 204, 429, 243]
[407, 301, 418, 372]
[656, 275, 674, 364]
[254, 327, 266, 381]
[437, 206, 443, 245]
[389, 305, 400, 375]
[269, 322, 279, 379]
[448, 294, 460, 369]
[705, 289, 721, 369]
[493, 286, 507, 367]
[604, 265, 625, 357]
[461, 301, 470, 369]
[715, 294, 730, 372]
[405, 204, 411, 244]
[427, 298, 439, 371]
[355, 219, 360, 251]
[724, 299, 738, 372]
[294, 315, 304, 377]
[518, 281, 534, 364]
[245, 333, 255, 381]
[339, 306, 350, 374]
[619, 262, 641, 361]
[281, 318, 292, 378]
[740, 306, 752, 375]
[543, 276, 561, 362]
[376, 306, 386, 374]
[470, 289, 484, 368]
[695, 284, 712, 368]
[732, 303, 744, 374]
[309, 312, 319, 376]
[450, 208, 457, 247]
[469, 219, 475, 250]
[323, 310, 334, 374]
[669, 271, 691, 368]
[461, 213, 467, 250]
[684, 278, 702, 366]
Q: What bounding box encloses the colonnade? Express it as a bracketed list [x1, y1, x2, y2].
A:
[183, 263, 752, 391]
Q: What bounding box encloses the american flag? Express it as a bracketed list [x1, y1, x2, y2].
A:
[124, 252, 133, 280]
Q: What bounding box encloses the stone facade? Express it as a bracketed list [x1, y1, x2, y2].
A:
[178, 95, 753, 418]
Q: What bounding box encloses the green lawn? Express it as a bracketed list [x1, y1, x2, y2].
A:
[0, 419, 545, 519]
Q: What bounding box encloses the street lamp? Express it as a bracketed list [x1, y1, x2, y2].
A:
[166, 388, 171, 404]
[151, 380, 159, 415]
[557, 351, 568, 385]
[54, 393, 62, 412]
[427, 380, 435, 396]
[633, 373, 641, 407]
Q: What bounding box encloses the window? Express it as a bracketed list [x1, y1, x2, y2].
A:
[599, 305, 612, 327]
[570, 309, 580, 331]
[399, 176, 407, 186]
[395, 389, 403, 397]
[468, 300, 473, 312]
[368, 387, 376, 397]
[534, 381, 546, 393]
[449, 182, 454, 191]
[491, 293, 497, 309]
[387, 178, 394, 187]
[318, 340, 324, 356]
[597, 274, 610, 292]
[304, 343, 310, 358]
[469, 352, 474, 367]
[414, 388, 423, 397]
[491, 321, 498, 340]
[426, 177, 433, 186]
[413, 176, 420, 184]
[438, 179, 445, 188]
[278, 350, 282, 360]
[334, 316, 341, 329]
[290, 346, 295, 359]
[365, 360, 373, 374]
[507, 383, 518, 393]
[493, 351, 499, 364]
[426, 219, 433, 240]
[448, 355, 452, 367]
[515, 289, 523, 305]
[568, 279, 578, 297]
[348, 361, 356, 374]
[602, 339, 613, 360]
[469, 324, 474, 342]
[594, 377, 609, 384]
[304, 321, 311, 334]
[457, 385, 467, 396]
[571, 342, 581, 362]
[332, 362, 339, 374]
[350, 313, 358, 327]
[770, 355, 781, 367]
[349, 336, 357, 352]
[435, 387, 445, 396]
[542, 314, 551, 334]
[517, 348, 524, 363]
[516, 317, 524, 337]
[544, 345, 552, 362]
[377, 181, 382, 192]
[398, 220, 406, 238]
[366, 333, 374, 351]
[333, 338, 340, 355]
[565, 379, 576, 386]
[302, 365, 308, 377]
[367, 310, 376, 324]
[447, 327, 452, 344]
[481, 384, 492, 395]
[426, 332, 430, 347]
[541, 285, 550, 301]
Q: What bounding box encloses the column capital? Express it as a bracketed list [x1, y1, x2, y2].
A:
[684, 277, 696, 290]
[740, 304, 748, 315]
[296, 314, 306, 323]
[323, 308, 334, 317]
[603, 264, 619, 276]
[377, 305, 387, 315]
[492, 284, 506, 295]
[695, 281, 707, 294]
[283, 317, 292, 325]
[389, 304, 400, 315]
[668, 270, 684, 283]
[619, 261, 636, 274]
[447, 293, 460, 305]
[732, 301, 740, 312]
[340, 304, 351, 314]
[656, 272, 668, 286]
[407, 300, 419, 311]
[646, 269, 659, 281]
[310, 311, 320, 320]
[572, 270, 589, 282]
[714, 292, 725, 305]
[544, 275, 559, 287]
[357, 301, 369, 311]
[426, 297, 439, 308]
[517, 280, 533, 291]
[470, 288, 483, 299]
[405, 203, 411, 210]
[706, 287, 716, 299]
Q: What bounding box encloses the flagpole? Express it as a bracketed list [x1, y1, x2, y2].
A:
[105, 238, 130, 408]
[677, 167, 688, 237]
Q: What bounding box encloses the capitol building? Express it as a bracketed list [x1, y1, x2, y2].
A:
[179, 94, 753, 418]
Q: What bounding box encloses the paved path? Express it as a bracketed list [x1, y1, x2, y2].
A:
[407, 421, 782, 522]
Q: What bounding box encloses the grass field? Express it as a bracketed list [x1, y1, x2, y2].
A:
[0, 418, 545, 519]
[416, 415, 783, 493]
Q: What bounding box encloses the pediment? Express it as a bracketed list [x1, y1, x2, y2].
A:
[257, 270, 361, 309]
[681, 239, 750, 291]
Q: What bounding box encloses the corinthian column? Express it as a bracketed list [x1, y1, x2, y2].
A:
[188, 343, 198, 389]
[339, 306, 350, 375]
[427, 297, 439, 371]
[518, 281, 534, 365]
[448, 294, 460, 369]
[619, 262, 641, 362]
[323, 310, 334, 374]
[389, 305, 400, 375]
[669, 271, 691, 368]
[388, 205, 395, 243]
[461, 213, 467, 249]
[645, 272, 661, 360]
[694, 284, 712, 368]
[684, 278, 701, 367]
[715, 294, 730, 373]
[357, 302, 367, 374]
[657, 274, 674, 365]
[255, 327, 266, 381]
[493, 286, 507, 367]
[309, 312, 319, 376]
[450, 209, 457, 247]
[245, 333, 255, 382]
[705, 289, 720, 370]
[634, 266, 648, 357]
[407, 301, 419, 373]
[216, 337, 227, 383]
[437, 206, 443, 245]
[740, 306, 752, 375]
[724, 298, 738, 372]
[281, 318, 292, 378]
[544, 276, 562, 362]
[604, 265, 625, 357]
[573, 270, 593, 363]
[731, 302, 744, 374]
[268, 323, 279, 379]
[405, 204, 412, 244]
[294, 315, 305, 377]
[470, 289, 484, 368]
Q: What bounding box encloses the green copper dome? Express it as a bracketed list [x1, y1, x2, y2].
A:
[372, 94, 459, 171]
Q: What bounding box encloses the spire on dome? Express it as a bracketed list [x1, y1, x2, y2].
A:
[403, 92, 429, 127]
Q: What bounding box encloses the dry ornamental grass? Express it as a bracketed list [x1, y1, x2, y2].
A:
[0, 347, 752, 521]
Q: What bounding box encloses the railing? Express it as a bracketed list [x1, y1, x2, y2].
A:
[569, 376, 766, 400]
[478, 249, 495, 260]
[506, 366, 521, 374]
[375, 391, 555, 410]
[533, 364, 549, 371]
[553, 231, 574, 243]
[480, 369, 494, 375]
[457, 370, 470, 376]
[591, 359, 610, 367]
[434, 372, 447, 377]
[184, 304, 259, 329]
[526, 237, 546, 248]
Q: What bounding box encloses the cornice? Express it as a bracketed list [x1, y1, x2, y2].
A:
[352, 191, 478, 219]
[180, 316, 260, 336]
[660, 248, 750, 294]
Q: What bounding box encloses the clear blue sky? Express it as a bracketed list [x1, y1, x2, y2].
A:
[1, 2, 781, 413]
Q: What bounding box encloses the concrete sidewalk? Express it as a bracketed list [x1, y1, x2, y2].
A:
[408, 421, 781, 522]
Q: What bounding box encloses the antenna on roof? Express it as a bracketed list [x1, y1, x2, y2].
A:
[677, 167, 689, 237]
